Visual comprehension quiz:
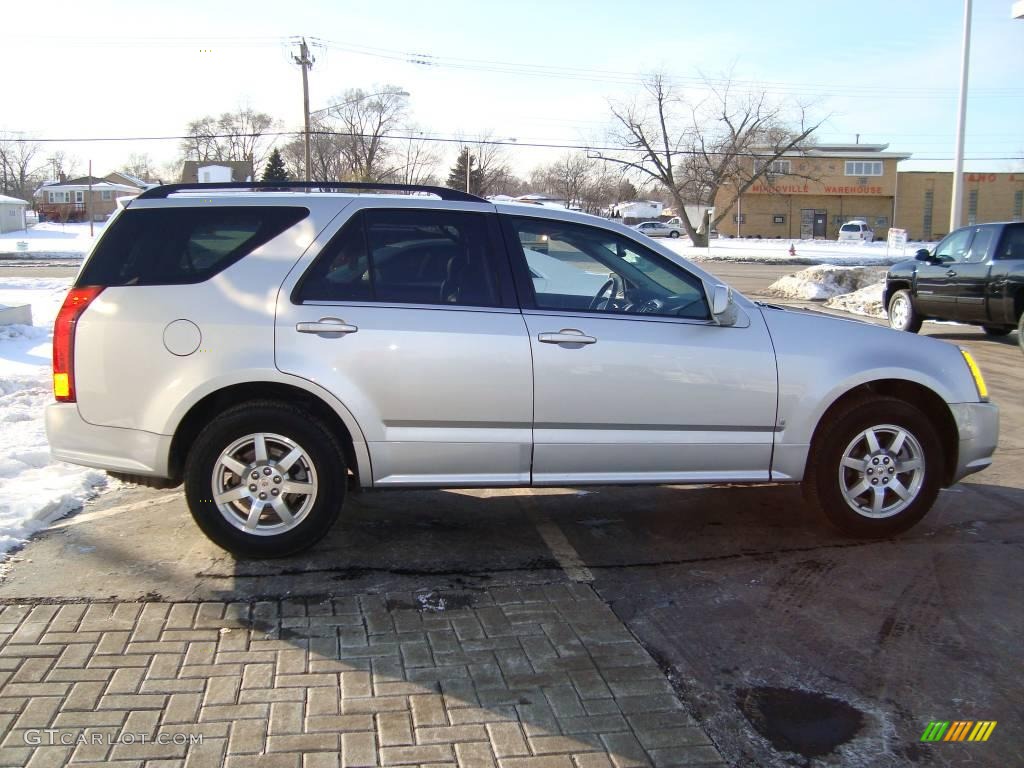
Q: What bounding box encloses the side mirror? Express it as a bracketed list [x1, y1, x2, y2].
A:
[711, 284, 731, 315]
[709, 283, 738, 327]
[914, 248, 932, 261]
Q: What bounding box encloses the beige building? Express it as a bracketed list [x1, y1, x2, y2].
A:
[894, 171, 1024, 241]
[713, 144, 911, 240]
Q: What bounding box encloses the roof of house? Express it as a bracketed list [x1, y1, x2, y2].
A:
[106, 171, 158, 189]
[0, 195, 28, 205]
[33, 181, 142, 197]
[180, 160, 255, 183]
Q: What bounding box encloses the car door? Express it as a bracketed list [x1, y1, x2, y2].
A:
[955, 225, 998, 323]
[276, 202, 533, 487]
[915, 228, 973, 319]
[987, 223, 1024, 325]
[501, 214, 779, 485]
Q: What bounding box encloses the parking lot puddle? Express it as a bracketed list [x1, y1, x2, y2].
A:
[735, 685, 865, 758]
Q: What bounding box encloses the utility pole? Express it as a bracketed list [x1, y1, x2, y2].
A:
[950, 0, 972, 231]
[87, 160, 93, 237]
[293, 38, 314, 182]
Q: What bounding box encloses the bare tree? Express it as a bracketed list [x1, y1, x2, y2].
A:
[180, 107, 279, 175]
[390, 127, 443, 186]
[451, 134, 518, 196]
[121, 153, 158, 181]
[0, 133, 45, 202]
[596, 72, 823, 245]
[46, 151, 81, 180]
[323, 86, 409, 182]
[281, 115, 349, 181]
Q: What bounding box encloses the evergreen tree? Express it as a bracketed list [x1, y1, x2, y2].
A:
[446, 148, 483, 194]
[261, 148, 289, 182]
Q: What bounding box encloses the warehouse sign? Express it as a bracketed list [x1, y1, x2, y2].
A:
[749, 182, 886, 195]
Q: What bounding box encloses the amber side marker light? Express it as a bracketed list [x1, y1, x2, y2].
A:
[52, 286, 104, 402]
[960, 349, 988, 401]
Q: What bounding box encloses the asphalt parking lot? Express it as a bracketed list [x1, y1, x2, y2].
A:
[0, 263, 1020, 767]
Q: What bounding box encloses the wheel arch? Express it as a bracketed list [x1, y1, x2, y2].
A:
[167, 380, 370, 489]
[884, 280, 913, 310]
[807, 379, 959, 487]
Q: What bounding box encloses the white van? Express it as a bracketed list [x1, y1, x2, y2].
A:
[838, 220, 874, 242]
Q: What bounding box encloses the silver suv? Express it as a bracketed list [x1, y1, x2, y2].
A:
[47, 182, 999, 557]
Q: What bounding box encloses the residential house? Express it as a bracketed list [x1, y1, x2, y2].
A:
[0, 195, 29, 233]
[34, 176, 142, 222]
[105, 171, 159, 190]
[180, 160, 254, 184]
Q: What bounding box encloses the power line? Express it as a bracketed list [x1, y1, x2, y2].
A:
[7, 130, 1022, 162]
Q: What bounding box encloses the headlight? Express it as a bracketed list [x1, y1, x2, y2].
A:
[960, 349, 988, 401]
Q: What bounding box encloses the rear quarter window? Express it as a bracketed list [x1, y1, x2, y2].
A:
[76, 206, 309, 286]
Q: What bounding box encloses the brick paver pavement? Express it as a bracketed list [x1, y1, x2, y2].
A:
[0, 585, 725, 767]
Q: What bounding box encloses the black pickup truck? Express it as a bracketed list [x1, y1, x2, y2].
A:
[885, 221, 1024, 352]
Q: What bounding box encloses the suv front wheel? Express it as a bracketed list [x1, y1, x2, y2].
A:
[184, 401, 346, 557]
[805, 396, 942, 537]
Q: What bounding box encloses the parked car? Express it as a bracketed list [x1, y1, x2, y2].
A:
[838, 220, 874, 242]
[47, 181, 998, 557]
[634, 221, 682, 238]
[885, 221, 1024, 351]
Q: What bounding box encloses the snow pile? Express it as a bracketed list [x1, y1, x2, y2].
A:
[664, 236, 925, 266]
[0, 221, 105, 259]
[0, 277, 106, 554]
[765, 265, 888, 301]
[826, 282, 886, 319]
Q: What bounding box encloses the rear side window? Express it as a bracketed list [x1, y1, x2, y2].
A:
[76, 206, 309, 286]
[996, 223, 1024, 260]
[295, 209, 499, 307]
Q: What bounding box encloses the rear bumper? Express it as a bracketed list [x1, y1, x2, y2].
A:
[948, 401, 1000, 484]
[45, 403, 172, 478]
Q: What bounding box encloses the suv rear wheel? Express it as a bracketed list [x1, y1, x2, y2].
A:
[887, 289, 922, 333]
[805, 396, 942, 537]
[184, 401, 346, 557]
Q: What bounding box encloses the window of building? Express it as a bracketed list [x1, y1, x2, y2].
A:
[844, 161, 883, 177]
[734, 213, 745, 224]
[967, 190, 978, 226]
[295, 209, 500, 308]
[78, 206, 309, 287]
[769, 160, 790, 175]
[773, 215, 785, 224]
[1014, 190, 1023, 221]
[74, 191, 84, 203]
[923, 190, 934, 239]
[101, 190, 112, 201]
[48, 191, 69, 204]
[875, 216, 888, 227]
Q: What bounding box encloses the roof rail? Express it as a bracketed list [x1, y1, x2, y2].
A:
[136, 181, 487, 203]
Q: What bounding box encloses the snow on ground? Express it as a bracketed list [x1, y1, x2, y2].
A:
[0, 277, 106, 555]
[664, 236, 925, 266]
[825, 282, 886, 319]
[0, 221, 106, 259]
[765, 265, 888, 301]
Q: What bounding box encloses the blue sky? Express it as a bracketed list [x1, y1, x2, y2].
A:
[3, 0, 1022, 177]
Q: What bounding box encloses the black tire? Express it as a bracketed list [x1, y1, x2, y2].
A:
[982, 325, 1011, 337]
[887, 289, 922, 333]
[669, 230, 680, 238]
[804, 396, 943, 538]
[184, 400, 346, 558]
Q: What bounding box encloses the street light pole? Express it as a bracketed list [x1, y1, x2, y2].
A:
[950, 0, 972, 231]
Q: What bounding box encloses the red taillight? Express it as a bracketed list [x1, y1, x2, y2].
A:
[52, 286, 103, 402]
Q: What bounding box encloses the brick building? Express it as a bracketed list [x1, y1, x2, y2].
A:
[894, 171, 1024, 241]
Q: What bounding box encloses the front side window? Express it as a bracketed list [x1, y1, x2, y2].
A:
[76, 206, 308, 286]
[508, 216, 709, 320]
[964, 227, 996, 263]
[933, 228, 973, 263]
[296, 209, 499, 307]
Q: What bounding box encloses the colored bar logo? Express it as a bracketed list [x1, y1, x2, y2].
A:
[921, 721, 997, 742]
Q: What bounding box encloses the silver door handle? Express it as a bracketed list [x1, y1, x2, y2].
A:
[538, 329, 597, 345]
[946, 270, 957, 277]
[296, 318, 358, 335]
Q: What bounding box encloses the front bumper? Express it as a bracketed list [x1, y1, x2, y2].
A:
[45, 403, 172, 478]
[948, 401, 1000, 484]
